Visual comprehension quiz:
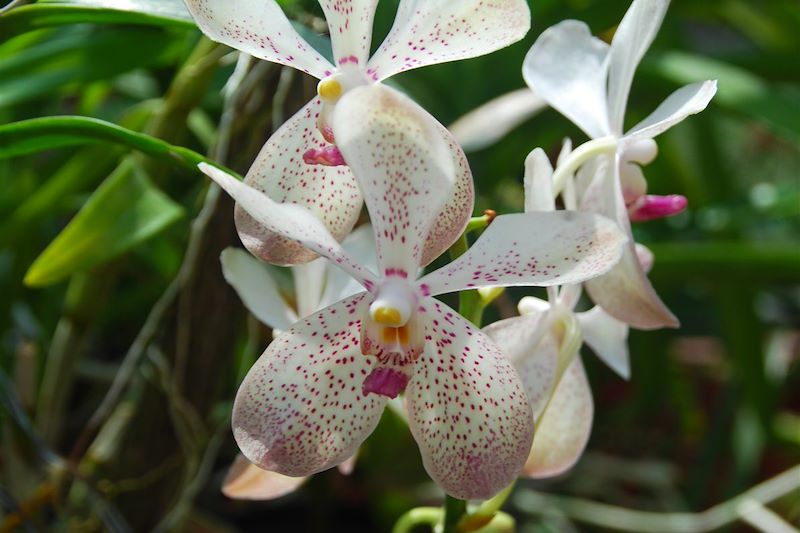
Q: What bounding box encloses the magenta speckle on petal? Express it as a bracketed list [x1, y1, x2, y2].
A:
[362, 368, 409, 398]
[629, 194, 688, 222]
[303, 145, 347, 166]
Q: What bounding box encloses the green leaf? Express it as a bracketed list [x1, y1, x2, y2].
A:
[0, 2, 195, 40]
[0, 26, 186, 107]
[24, 160, 184, 287]
[647, 51, 800, 142]
[0, 115, 241, 178]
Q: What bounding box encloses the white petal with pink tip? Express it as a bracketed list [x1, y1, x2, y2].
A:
[184, 0, 334, 79]
[234, 98, 363, 266]
[333, 85, 455, 276]
[367, 0, 531, 81]
[200, 163, 377, 289]
[406, 300, 533, 500]
[232, 293, 386, 477]
[418, 212, 626, 297]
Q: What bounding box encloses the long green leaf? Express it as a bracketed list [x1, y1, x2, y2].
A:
[24, 160, 184, 287]
[0, 3, 194, 40]
[0, 115, 242, 178]
[647, 51, 800, 142]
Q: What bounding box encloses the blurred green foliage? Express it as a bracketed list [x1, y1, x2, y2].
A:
[0, 0, 797, 531]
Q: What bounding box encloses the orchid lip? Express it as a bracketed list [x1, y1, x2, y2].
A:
[362, 367, 410, 398]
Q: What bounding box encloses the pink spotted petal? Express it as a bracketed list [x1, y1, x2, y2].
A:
[581, 157, 679, 329]
[366, 0, 531, 82]
[319, 0, 379, 68]
[419, 117, 475, 266]
[222, 455, 306, 500]
[232, 293, 387, 476]
[200, 164, 377, 290]
[333, 85, 456, 276]
[523, 20, 611, 139]
[406, 300, 533, 500]
[577, 307, 631, 379]
[235, 98, 363, 265]
[628, 194, 688, 222]
[483, 312, 554, 420]
[523, 357, 593, 478]
[417, 212, 626, 297]
[185, 0, 334, 79]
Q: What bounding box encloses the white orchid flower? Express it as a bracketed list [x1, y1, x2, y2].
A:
[484, 147, 633, 478]
[185, 0, 531, 264]
[522, 0, 717, 329]
[219, 226, 374, 500]
[200, 84, 626, 500]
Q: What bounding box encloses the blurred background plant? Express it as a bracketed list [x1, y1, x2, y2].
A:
[0, 0, 798, 531]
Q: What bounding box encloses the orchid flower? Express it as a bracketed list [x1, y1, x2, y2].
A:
[185, 0, 530, 265]
[200, 84, 626, 499]
[522, 0, 717, 329]
[220, 226, 374, 500]
[484, 147, 633, 477]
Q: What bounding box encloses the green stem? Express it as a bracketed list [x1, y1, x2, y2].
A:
[444, 495, 468, 533]
[392, 507, 442, 533]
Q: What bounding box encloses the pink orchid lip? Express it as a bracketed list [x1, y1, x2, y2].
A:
[303, 145, 346, 166]
[362, 367, 409, 398]
[629, 194, 688, 222]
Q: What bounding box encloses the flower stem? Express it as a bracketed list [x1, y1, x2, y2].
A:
[392, 507, 442, 533]
[443, 495, 468, 533]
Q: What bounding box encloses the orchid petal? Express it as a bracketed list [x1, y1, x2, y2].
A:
[320, 225, 378, 309]
[523, 20, 611, 138]
[234, 98, 363, 266]
[524, 357, 593, 478]
[200, 164, 377, 289]
[449, 89, 547, 152]
[232, 293, 387, 476]
[418, 212, 626, 297]
[483, 312, 553, 419]
[406, 300, 533, 500]
[581, 157, 678, 329]
[366, 0, 530, 82]
[625, 81, 718, 141]
[292, 258, 328, 318]
[221, 248, 298, 330]
[337, 453, 358, 476]
[577, 307, 630, 379]
[184, 0, 334, 79]
[607, 0, 670, 133]
[420, 120, 475, 266]
[319, 0, 379, 68]
[333, 85, 456, 277]
[222, 455, 306, 500]
[524, 148, 555, 213]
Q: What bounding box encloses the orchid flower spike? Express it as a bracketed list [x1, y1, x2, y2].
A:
[220, 226, 375, 500]
[522, 0, 716, 329]
[185, 0, 531, 265]
[200, 84, 626, 500]
[484, 147, 633, 477]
